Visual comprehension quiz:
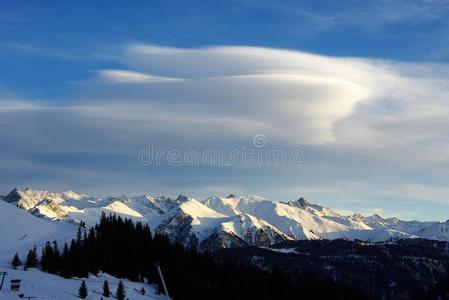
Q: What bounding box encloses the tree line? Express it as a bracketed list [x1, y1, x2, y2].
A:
[16, 213, 369, 299]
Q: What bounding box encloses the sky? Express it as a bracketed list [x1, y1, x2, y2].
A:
[1, 1, 449, 220]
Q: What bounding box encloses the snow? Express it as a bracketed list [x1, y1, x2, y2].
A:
[179, 199, 228, 222]
[0, 199, 168, 300]
[2, 187, 449, 298]
[201, 194, 440, 241]
[0, 268, 165, 300]
[419, 220, 449, 240]
[4, 188, 449, 249]
[220, 213, 292, 244]
[0, 201, 74, 257]
[265, 247, 298, 254]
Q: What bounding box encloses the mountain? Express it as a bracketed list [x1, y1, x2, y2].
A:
[2, 188, 449, 252]
[201, 195, 417, 241]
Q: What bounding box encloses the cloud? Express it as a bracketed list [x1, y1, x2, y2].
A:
[248, 0, 449, 32]
[97, 69, 182, 83]
[82, 45, 380, 145]
[2, 44, 449, 216]
[3, 44, 449, 158]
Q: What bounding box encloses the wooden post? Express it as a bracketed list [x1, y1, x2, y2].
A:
[155, 262, 170, 299]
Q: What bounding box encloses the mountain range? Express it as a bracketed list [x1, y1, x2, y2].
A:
[1, 188, 449, 251]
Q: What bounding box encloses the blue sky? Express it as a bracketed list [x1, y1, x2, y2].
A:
[2, 1, 449, 220]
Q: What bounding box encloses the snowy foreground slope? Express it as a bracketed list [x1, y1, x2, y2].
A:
[0, 269, 164, 300]
[0, 200, 73, 257]
[2, 188, 449, 251]
[0, 199, 165, 300]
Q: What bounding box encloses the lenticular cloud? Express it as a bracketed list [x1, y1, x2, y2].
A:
[88, 45, 378, 145]
[2, 44, 449, 166]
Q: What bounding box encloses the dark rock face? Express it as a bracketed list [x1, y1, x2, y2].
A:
[242, 227, 287, 247]
[156, 211, 198, 249]
[294, 197, 311, 208]
[2, 188, 21, 204]
[176, 195, 189, 203]
[200, 231, 248, 252]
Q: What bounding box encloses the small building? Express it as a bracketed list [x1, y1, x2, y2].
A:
[11, 279, 21, 291]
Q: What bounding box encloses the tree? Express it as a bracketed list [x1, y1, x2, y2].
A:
[25, 214, 370, 300]
[41, 241, 55, 272]
[78, 280, 88, 299]
[103, 280, 110, 297]
[25, 246, 38, 268]
[116, 280, 126, 300]
[11, 253, 21, 269]
[76, 227, 82, 243]
[60, 243, 72, 278]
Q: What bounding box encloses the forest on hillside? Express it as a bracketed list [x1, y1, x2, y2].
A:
[20, 213, 369, 300]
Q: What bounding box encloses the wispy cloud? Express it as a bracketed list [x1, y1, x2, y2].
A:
[249, 0, 449, 31]
[1, 42, 117, 61]
[97, 69, 182, 83]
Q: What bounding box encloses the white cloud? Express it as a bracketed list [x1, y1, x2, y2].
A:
[4, 44, 449, 157]
[0, 100, 41, 112]
[97, 69, 182, 83]
[2, 44, 449, 215]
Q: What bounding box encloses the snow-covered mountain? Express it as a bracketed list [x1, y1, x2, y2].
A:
[2, 188, 449, 251]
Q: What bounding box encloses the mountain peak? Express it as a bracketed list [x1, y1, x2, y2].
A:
[297, 197, 311, 207]
[3, 187, 449, 247]
[3, 187, 22, 203]
[176, 195, 189, 203]
[371, 214, 384, 220]
[351, 213, 365, 220]
[289, 197, 313, 208]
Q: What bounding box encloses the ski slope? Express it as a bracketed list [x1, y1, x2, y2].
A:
[0, 268, 165, 300]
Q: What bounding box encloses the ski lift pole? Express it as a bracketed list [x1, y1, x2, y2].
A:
[0, 272, 7, 290]
[155, 262, 170, 299]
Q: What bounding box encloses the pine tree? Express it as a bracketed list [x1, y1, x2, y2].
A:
[116, 280, 125, 300]
[76, 227, 82, 243]
[25, 246, 38, 268]
[11, 253, 21, 269]
[60, 243, 72, 278]
[78, 280, 88, 299]
[103, 280, 110, 297]
[41, 241, 54, 272]
[51, 240, 61, 273]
